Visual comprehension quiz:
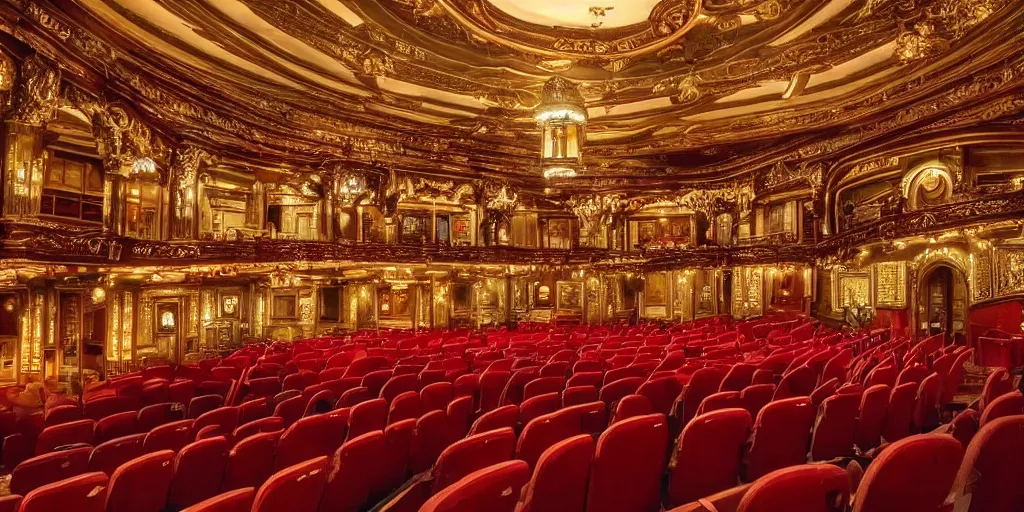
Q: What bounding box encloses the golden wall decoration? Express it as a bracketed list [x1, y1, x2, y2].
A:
[832, 269, 871, 312]
[971, 248, 993, 302]
[732, 267, 763, 318]
[995, 247, 1024, 296]
[556, 281, 582, 312]
[875, 262, 907, 309]
[645, 272, 667, 306]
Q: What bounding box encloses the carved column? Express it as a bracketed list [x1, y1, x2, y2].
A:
[2, 55, 59, 219]
[169, 145, 209, 239]
[93, 106, 152, 236]
[321, 171, 337, 242]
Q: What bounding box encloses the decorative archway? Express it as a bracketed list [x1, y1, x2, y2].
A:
[913, 259, 969, 345]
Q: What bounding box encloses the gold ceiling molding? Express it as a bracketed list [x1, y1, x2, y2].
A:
[2, 0, 1022, 195]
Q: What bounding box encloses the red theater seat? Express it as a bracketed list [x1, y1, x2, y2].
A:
[179, 488, 255, 512]
[168, 436, 230, 509]
[743, 397, 816, 481]
[143, 419, 195, 453]
[949, 415, 1024, 512]
[469, 404, 518, 435]
[432, 427, 517, 494]
[421, 460, 530, 512]
[851, 434, 963, 512]
[809, 392, 861, 461]
[10, 446, 91, 496]
[517, 435, 593, 512]
[585, 414, 668, 512]
[668, 408, 752, 507]
[855, 384, 890, 452]
[412, 410, 451, 474]
[88, 433, 146, 476]
[19, 472, 109, 512]
[251, 457, 329, 512]
[106, 449, 175, 512]
[737, 464, 850, 512]
[222, 430, 280, 491]
[320, 431, 386, 512]
[35, 420, 95, 455]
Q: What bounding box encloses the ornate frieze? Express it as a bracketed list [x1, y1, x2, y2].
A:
[9, 54, 59, 126]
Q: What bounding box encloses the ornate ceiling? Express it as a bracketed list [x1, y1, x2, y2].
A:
[2, 0, 1023, 194]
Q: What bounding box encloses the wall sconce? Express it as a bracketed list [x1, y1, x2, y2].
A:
[90, 287, 106, 305]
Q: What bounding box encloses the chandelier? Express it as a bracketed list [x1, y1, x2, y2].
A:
[535, 76, 587, 179]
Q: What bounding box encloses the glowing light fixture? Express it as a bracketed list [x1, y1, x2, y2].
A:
[131, 157, 157, 177]
[535, 76, 587, 179]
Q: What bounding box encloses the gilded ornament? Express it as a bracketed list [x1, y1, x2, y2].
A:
[10, 54, 60, 126]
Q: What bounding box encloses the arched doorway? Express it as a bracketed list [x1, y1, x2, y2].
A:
[917, 263, 968, 343]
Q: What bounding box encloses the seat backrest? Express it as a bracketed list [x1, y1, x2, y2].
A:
[520, 393, 561, 427]
[523, 376, 566, 401]
[681, 368, 726, 425]
[44, 405, 83, 427]
[137, 402, 184, 433]
[251, 456, 329, 512]
[387, 391, 424, 425]
[468, 404, 518, 436]
[738, 384, 776, 427]
[179, 487, 255, 512]
[380, 374, 419, 404]
[347, 398, 387, 440]
[611, 394, 654, 424]
[381, 418, 416, 492]
[668, 408, 752, 507]
[809, 392, 861, 461]
[143, 419, 195, 453]
[743, 397, 816, 482]
[88, 433, 146, 476]
[696, 391, 742, 417]
[35, 419, 95, 455]
[94, 411, 139, 444]
[980, 368, 1014, 411]
[854, 384, 890, 452]
[168, 437, 230, 509]
[562, 385, 599, 408]
[516, 402, 605, 470]
[598, 377, 644, 411]
[19, 471, 109, 512]
[517, 435, 593, 512]
[979, 391, 1024, 427]
[637, 375, 685, 416]
[882, 382, 918, 443]
[737, 464, 850, 512]
[188, 395, 224, 420]
[106, 449, 175, 512]
[720, 364, 758, 392]
[432, 427, 516, 494]
[950, 415, 1024, 512]
[194, 406, 240, 436]
[913, 373, 942, 432]
[10, 446, 92, 496]
[773, 365, 817, 401]
[411, 409, 450, 474]
[232, 416, 284, 443]
[585, 413, 669, 512]
[223, 430, 280, 491]
[420, 382, 454, 413]
[421, 460, 530, 512]
[320, 431, 387, 512]
[852, 434, 964, 512]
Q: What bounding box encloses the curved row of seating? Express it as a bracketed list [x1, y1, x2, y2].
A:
[3, 316, 1018, 512]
